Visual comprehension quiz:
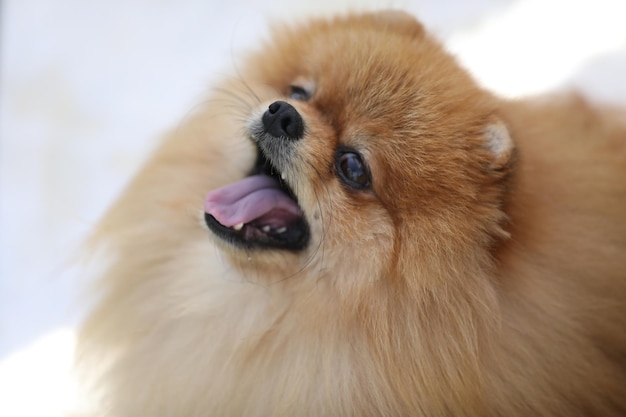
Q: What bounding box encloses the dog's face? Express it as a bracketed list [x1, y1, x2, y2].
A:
[203, 12, 513, 289]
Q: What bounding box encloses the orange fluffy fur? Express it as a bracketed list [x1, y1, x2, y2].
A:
[77, 11, 626, 416]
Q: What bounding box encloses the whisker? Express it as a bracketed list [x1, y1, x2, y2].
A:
[229, 45, 262, 106]
[304, 160, 334, 286]
[267, 156, 332, 285]
[213, 86, 255, 112]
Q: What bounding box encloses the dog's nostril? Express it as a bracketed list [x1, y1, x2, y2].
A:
[268, 101, 281, 115]
[262, 101, 304, 140]
[281, 116, 291, 132]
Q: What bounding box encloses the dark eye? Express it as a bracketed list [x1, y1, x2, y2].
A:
[288, 85, 310, 101]
[336, 151, 371, 189]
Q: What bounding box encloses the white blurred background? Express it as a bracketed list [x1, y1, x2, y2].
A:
[1, 0, 625, 415]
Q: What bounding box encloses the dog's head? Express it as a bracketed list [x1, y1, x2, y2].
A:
[203, 11, 513, 288]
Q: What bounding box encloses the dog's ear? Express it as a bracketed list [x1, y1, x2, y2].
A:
[485, 119, 515, 170]
[373, 10, 425, 38]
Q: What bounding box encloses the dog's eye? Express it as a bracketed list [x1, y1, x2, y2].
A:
[336, 151, 371, 189]
[288, 85, 310, 101]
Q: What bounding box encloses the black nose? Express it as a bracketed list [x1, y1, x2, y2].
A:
[262, 101, 304, 140]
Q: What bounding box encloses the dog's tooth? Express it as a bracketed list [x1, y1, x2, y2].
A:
[276, 226, 287, 234]
[281, 173, 286, 180]
[262, 225, 271, 233]
[233, 223, 244, 231]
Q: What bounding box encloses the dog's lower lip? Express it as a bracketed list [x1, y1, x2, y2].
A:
[204, 212, 309, 251]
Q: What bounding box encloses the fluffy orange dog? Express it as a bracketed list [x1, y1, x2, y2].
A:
[78, 11, 626, 416]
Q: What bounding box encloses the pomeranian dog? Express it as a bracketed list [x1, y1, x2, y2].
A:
[77, 10, 626, 417]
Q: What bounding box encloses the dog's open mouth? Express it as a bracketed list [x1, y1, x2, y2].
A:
[204, 148, 309, 250]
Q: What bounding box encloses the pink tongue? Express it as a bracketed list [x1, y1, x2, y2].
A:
[204, 175, 302, 227]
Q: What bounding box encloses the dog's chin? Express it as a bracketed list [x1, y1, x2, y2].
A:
[203, 145, 310, 252]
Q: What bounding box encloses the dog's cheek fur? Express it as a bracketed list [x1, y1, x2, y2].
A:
[285, 114, 397, 300]
[276, 108, 507, 415]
